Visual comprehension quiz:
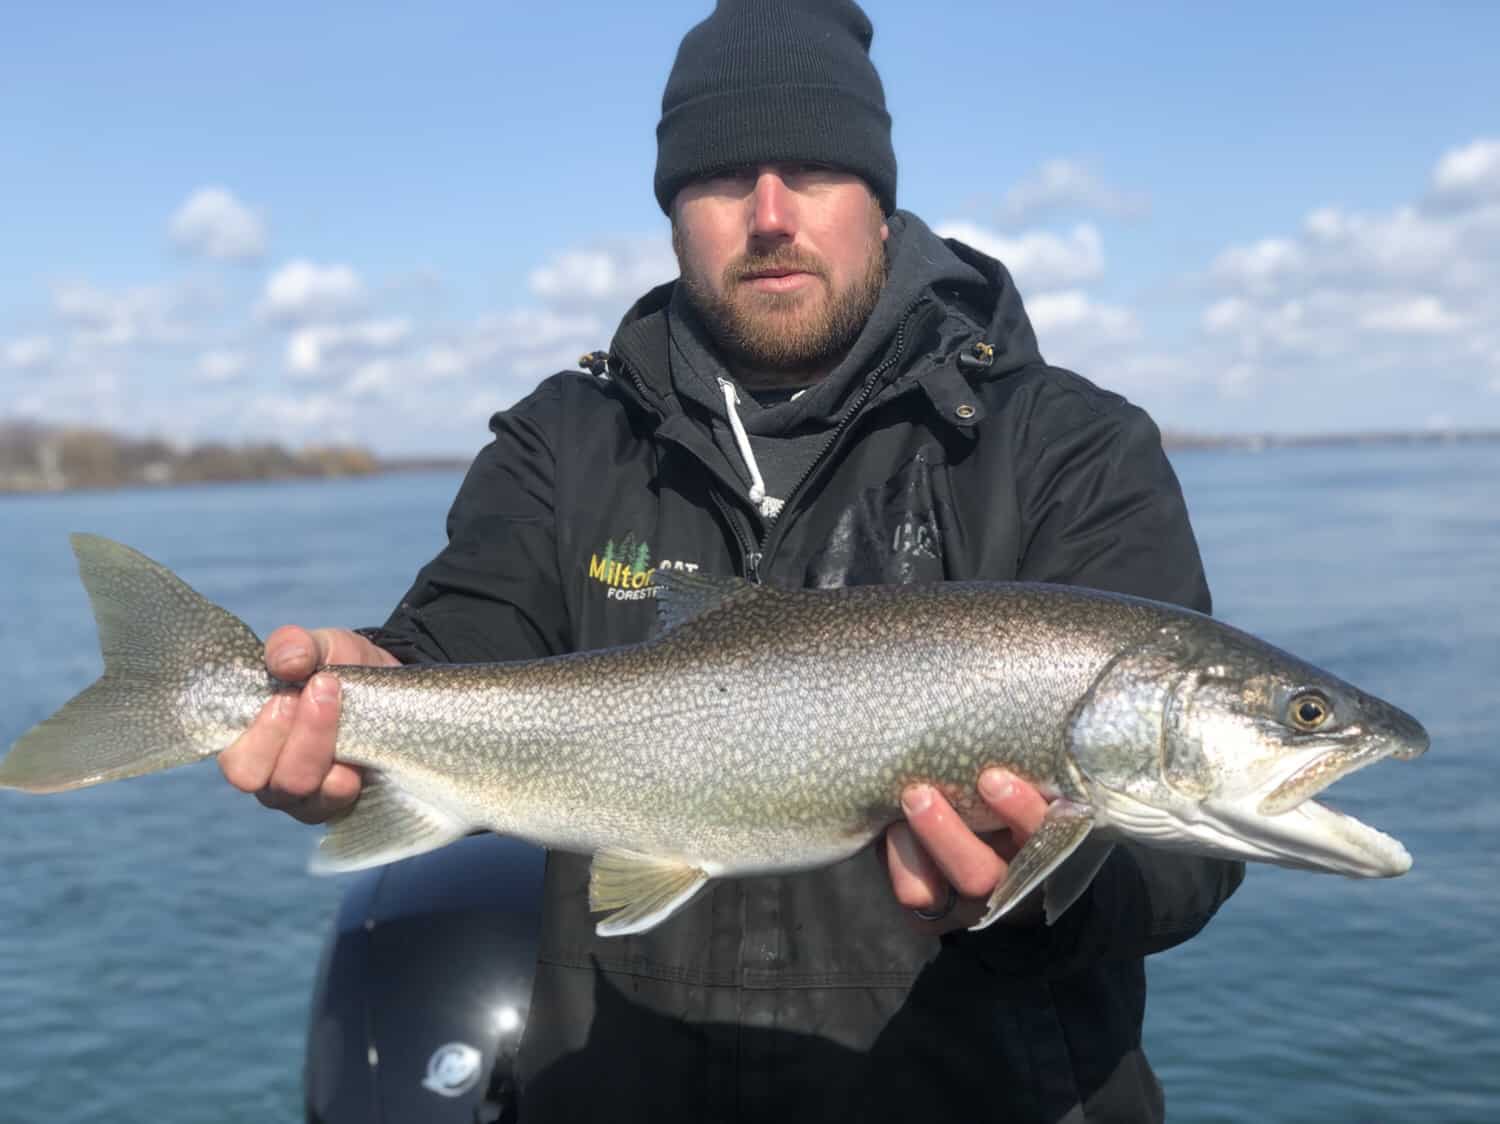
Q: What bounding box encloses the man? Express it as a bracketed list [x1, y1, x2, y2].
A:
[221, 1, 1243, 1118]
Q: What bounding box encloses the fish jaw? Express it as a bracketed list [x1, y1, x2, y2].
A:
[1088, 746, 1416, 878]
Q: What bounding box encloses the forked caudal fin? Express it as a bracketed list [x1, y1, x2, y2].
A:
[0, 534, 269, 793]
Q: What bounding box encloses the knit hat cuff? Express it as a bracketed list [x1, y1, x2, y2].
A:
[654, 84, 896, 215]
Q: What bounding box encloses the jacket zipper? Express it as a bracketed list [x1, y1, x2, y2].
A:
[711, 489, 762, 581]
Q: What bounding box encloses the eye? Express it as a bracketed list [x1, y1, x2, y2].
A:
[698, 167, 756, 192]
[779, 162, 838, 185]
[1289, 693, 1332, 731]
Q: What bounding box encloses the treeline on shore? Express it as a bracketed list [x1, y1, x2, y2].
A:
[0, 422, 382, 493]
[2, 419, 1494, 495]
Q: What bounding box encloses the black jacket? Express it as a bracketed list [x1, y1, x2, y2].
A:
[370, 220, 1244, 1123]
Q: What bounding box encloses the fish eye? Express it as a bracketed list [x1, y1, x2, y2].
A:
[1289, 693, 1332, 731]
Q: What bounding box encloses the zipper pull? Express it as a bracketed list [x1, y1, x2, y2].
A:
[745, 551, 763, 583]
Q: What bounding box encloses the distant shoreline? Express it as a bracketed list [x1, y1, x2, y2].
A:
[1160, 429, 1500, 452]
[1, 422, 1495, 495]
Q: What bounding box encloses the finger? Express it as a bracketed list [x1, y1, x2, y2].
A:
[885, 822, 948, 913]
[269, 764, 363, 825]
[885, 824, 994, 933]
[265, 626, 398, 683]
[265, 625, 321, 682]
[309, 627, 400, 669]
[219, 692, 298, 793]
[978, 768, 1050, 841]
[259, 672, 342, 811]
[900, 784, 1006, 901]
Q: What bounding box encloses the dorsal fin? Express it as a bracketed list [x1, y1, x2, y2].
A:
[653, 569, 757, 632]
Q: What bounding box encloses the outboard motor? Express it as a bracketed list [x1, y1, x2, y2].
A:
[303, 835, 546, 1123]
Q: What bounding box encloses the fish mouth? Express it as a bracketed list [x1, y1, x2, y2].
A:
[1257, 732, 1417, 816]
[1233, 725, 1428, 877]
[1276, 798, 1413, 877]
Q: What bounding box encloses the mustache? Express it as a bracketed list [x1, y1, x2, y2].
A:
[726, 249, 828, 284]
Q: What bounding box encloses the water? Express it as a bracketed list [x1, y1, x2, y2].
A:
[1, 447, 1496, 1121]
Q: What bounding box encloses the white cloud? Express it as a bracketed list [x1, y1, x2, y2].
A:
[1210, 237, 1305, 292]
[248, 392, 349, 431]
[419, 344, 468, 380]
[8, 365, 123, 420]
[1358, 295, 1464, 335]
[259, 261, 364, 322]
[994, 159, 1149, 223]
[1027, 289, 1137, 341]
[286, 318, 412, 377]
[1429, 139, 1500, 209]
[1193, 143, 1500, 408]
[931, 138, 1500, 428]
[936, 221, 1104, 291]
[1202, 298, 1251, 334]
[1022, 289, 1141, 382]
[168, 187, 267, 261]
[528, 237, 677, 308]
[195, 349, 248, 382]
[53, 281, 192, 346]
[2, 336, 52, 369]
[345, 360, 397, 399]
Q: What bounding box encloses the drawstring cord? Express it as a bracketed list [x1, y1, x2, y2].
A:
[718, 378, 785, 521]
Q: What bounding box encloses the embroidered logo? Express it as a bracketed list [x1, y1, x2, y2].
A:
[588, 532, 699, 602]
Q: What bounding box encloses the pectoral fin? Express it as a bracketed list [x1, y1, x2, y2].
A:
[589, 849, 710, 937]
[1042, 837, 1114, 924]
[309, 773, 469, 874]
[970, 800, 1095, 931]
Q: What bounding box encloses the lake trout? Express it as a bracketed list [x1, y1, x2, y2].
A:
[0, 534, 1427, 936]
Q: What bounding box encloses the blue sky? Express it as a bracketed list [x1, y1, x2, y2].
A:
[3, 1, 1498, 455]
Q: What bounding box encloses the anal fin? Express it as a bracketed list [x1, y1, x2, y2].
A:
[309, 773, 469, 874]
[971, 800, 1095, 930]
[589, 849, 710, 937]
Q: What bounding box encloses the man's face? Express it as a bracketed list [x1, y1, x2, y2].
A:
[672, 164, 889, 385]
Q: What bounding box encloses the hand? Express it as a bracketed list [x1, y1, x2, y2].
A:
[884, 769, 1050, 934]
[218, 626, 398, 824]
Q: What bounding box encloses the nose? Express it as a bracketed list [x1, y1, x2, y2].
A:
[750, 170, 796, 241]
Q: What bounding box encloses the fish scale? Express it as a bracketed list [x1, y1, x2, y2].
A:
[1, 535, 1428, 938]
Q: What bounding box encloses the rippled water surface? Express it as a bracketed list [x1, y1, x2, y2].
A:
[1, 445, 1496, 1122]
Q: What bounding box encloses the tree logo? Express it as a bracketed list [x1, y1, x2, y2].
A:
[588, 531, 658, 602]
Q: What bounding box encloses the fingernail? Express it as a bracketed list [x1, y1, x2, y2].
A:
[980, 768, 1015, 801]
[901, 785, 933, 815]
[310, 674, 340, 706]
[270, 645, 310, 676]
[271, 693, 298, 722]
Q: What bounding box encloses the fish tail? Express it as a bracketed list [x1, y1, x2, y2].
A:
[0, 534, 269, 794]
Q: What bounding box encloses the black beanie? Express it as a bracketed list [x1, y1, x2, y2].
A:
[654, 0, 896, 216]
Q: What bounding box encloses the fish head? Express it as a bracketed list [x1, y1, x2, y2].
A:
[1067, 617, 1428, 877]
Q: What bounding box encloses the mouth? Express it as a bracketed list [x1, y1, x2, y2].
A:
[1279, 798, 1413, 876]
[1259, 720, 1429, 817]
[1258, 738, 1393, 815]
[741, 270, 816, 293]
[1234, 730, 1426, 877]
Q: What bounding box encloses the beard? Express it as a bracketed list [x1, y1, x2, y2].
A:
[674, 220, 889, 387]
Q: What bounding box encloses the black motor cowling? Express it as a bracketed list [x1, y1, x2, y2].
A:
[303, 835, 545, 1123]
